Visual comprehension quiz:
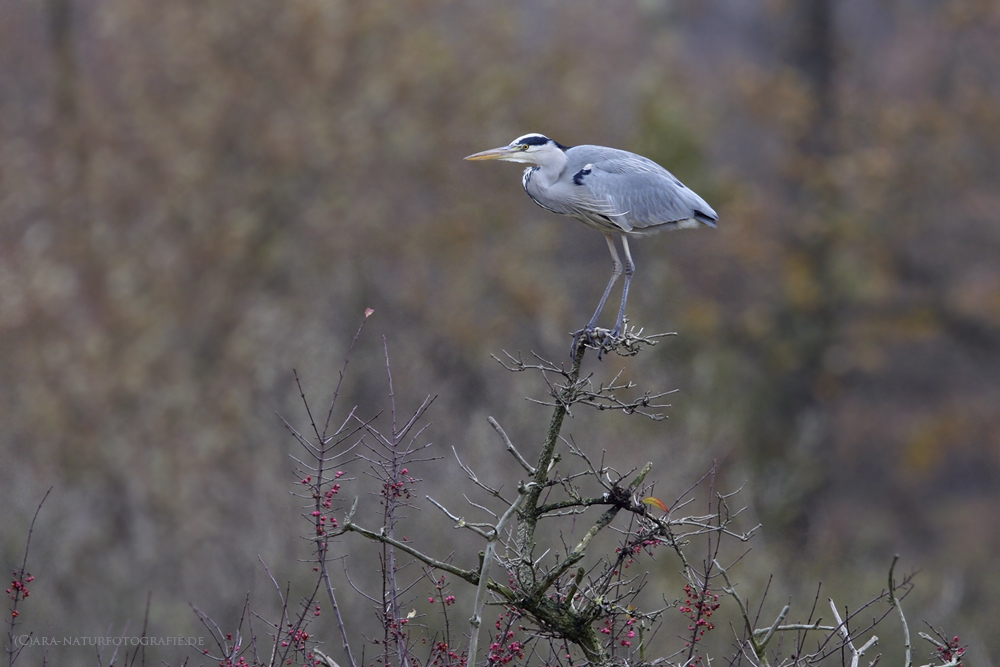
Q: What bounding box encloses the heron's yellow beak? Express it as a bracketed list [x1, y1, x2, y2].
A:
[464, 146, 516, 161]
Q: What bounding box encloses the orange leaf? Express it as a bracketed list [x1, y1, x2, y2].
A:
[642, 497, 668, 513]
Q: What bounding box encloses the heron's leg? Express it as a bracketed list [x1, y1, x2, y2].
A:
[610, 235, 635, 337]
[572, 233, 623, 356]
[585, 233, 623, 331]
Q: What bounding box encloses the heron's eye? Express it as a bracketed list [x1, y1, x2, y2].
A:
[518, 144, 529, 151]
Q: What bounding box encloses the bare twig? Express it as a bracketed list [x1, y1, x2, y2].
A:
[6, 487, 51, 667]
[888, 556, 912, 667]
[488, 416, 535, 474]
[829, 598, 879, 667]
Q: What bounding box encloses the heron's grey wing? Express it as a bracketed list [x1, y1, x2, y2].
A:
[577, 154, 718, 233]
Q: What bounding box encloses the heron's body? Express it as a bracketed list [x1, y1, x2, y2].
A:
[520, 143, 717, 236]
[465, 133, 717, 354]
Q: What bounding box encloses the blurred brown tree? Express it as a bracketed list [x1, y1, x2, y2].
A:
[1, 0, 999, 663]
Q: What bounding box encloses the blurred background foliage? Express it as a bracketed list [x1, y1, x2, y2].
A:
[2, 0, 999, 663]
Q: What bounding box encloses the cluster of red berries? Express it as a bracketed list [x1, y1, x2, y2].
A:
[299, 472, 346, 539]
[937, 636, 965, 666]
[429, 640, 467, 667]
[382, 468, 416, 501]
[7, 573, 33, 601]
[7, 572, 33, 616]
[429, 575, 455, 604]
[372, 613, 412, 643]
[493, 609, 524, 631]
[612, 532, 662, 573]
[300, 471, 344, 485]
[321, 484, 341, 509]
[310, 510, 338, 535]
[428, 595, 456, 605]
[281, 628, 310, 651]
[598, 617, 637, 648]
[301, 473, 343, 512]
[487, 631, 524, 666]
[679, 583, 720, 643]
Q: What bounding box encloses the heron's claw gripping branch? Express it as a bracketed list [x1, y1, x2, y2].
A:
[572, 322, 673, 359]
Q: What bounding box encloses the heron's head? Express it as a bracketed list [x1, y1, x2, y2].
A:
[464, 133, 568, 168]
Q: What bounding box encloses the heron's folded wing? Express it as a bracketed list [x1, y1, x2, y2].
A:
[583, 162, 710, 231]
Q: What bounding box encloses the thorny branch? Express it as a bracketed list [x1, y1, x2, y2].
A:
[180, 312, 966, 667]
[716, 552, 961, 667]
[324, 334, 759, 666]
[6, 488, 50, 667]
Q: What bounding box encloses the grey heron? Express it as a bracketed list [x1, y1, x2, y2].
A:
[465, 133, 718, 355]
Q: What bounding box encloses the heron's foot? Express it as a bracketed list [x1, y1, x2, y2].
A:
[570, 326, 621, 360]
[571, 319, 665, 359]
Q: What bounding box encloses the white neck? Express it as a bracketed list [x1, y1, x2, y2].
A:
[525, 146, 567, 187]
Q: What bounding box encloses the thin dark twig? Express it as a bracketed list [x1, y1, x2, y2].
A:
[6, 486, 51, 667]
[323, 308, 374, 439]
[126, 591, 153, 667]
